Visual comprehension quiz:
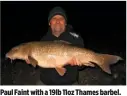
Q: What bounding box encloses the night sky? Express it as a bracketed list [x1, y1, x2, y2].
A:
[1, 1, 126, 58]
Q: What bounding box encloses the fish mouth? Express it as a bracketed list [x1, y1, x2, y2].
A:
[6, 56, 16, 61]
[5, 55, 15, 63]
[5, 53, 16, 60]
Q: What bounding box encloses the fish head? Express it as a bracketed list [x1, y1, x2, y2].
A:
[5, 44, 29, 61]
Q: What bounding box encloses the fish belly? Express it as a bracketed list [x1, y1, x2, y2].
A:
[35, 54, 71, 68]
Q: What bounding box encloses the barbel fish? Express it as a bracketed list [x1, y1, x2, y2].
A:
[5, 41, 123, 76]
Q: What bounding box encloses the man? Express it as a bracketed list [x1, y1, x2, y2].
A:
[39, 6, 84, 85]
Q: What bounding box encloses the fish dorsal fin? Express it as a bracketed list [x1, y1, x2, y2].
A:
[54, 40, 71, 44]
[55, 67, 66, 76]
[28, 55, 38, 67]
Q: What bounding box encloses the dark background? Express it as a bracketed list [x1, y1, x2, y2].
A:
[1, 1, 126, 85]
[1, 1, 126, 58]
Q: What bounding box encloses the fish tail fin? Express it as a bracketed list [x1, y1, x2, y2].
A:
[94, 53, 123, 74]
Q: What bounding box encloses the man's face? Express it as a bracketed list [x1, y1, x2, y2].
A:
[49, 15, 66, 35]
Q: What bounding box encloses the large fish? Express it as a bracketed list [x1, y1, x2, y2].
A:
[5, 40, 123, 76]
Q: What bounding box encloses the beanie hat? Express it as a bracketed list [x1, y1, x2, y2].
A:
[48, 6, 67, 23]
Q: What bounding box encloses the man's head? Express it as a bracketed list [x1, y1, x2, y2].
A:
[48, 6, 67, 37]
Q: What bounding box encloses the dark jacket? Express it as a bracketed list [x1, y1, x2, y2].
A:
[40, 25, 84, 85]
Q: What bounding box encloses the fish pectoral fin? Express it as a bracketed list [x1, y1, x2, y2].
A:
[28, 56, 38, 67]
[55, 67, 66, 76]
